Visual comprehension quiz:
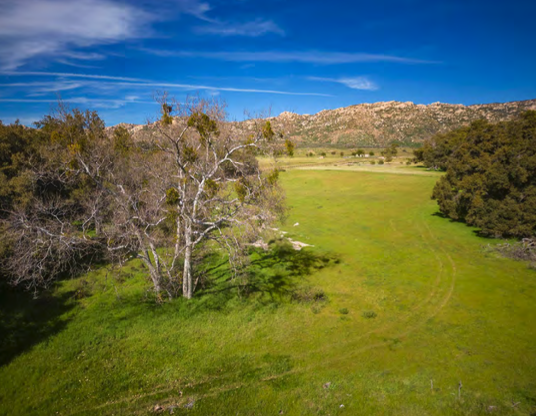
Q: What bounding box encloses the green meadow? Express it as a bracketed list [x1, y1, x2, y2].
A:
[1, 168, 535, 415]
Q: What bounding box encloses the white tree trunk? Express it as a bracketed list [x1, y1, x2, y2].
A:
[141, 257, 162, 295]
[182, 225, 193, 299]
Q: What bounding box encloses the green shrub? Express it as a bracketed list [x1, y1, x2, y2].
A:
[378, 159, 385, 165]
[430, 112, 536, 238]
[311, 305, 322, 314]
[339, 308, 349, 315]
[362, 310, 377, 319]
[292, 286, 327, 303]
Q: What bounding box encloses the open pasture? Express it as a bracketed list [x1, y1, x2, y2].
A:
[1, 169, 535, 415]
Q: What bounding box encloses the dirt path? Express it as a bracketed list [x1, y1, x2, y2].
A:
[294, 163, 442, 176]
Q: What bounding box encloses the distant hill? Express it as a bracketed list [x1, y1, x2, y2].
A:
[112, 99, 536, 148]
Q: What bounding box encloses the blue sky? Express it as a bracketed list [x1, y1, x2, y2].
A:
[0, 0, 535, 125]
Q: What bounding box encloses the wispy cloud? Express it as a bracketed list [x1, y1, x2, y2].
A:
[0, 96, 152, 109]
[142, 49, 436, 64]
[179, 0, 284, 37]
[1, 72, 332, 96]
[0, 80, 86, 94]
[308, 76, 379, 91]
[55, 60, 101, 69]
[176, 0, 213, 21]
[1, 71, 148, 82]
[0, 0, 154, 69]
[0, 0, 285, 69]
[194, 19, 284, 37]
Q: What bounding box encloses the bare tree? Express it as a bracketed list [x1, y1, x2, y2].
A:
[147, 97, 287, 298]
[1, 106, 107, 292]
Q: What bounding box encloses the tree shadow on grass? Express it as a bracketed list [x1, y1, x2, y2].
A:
[0, 281, 75, 368]
[431, 211, 493, 239]
[194, 240, 339, 309]
[431, 211, 452, 220]
[78, 242, 340, 321]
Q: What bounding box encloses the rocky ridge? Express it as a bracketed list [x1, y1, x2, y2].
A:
[112, 99, 536, 147]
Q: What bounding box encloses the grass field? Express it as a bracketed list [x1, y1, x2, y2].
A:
[1, 168, 536, 415]
[258, 147, 415, 171]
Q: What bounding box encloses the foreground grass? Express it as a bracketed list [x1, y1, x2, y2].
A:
[1, 170, 536, 415]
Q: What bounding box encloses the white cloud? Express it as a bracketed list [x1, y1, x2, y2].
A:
[0, 0, 287, 69]
[0, 72, 332, 96]
[195, 19, 284, 37]
[2, 71, 148, 82]
[62, 52, 107, 61]
[0, 0, 153, 69]
[177, 0, 213, 21]
[0, 96, 152, 109]
[175, 0, 284, 37]
[142, 49, 436, 64]
[309, 76, 379, 91]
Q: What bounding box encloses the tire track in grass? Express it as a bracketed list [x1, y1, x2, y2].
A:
[304, 212, 448, 359]
[308, 212, 458, 365]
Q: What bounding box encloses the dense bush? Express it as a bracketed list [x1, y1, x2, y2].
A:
[362, 310, 377, 319]
[291, 286, 327, 303]
[426, 111, 536, 238]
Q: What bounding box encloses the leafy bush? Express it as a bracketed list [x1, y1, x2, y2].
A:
[339, 308, 349, 315]
[362, 310, 377, 319]
[292, 286, 327, 303]
[378, 159, 385, 165]
[430, 112, 536, 238]
[311, 305, 322, 314]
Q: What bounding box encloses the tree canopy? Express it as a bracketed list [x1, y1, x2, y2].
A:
[420, 111, 536, 238]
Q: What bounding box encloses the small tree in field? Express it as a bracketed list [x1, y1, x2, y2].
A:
[381, 143, 399, 162]
[143, 97, 287, 298]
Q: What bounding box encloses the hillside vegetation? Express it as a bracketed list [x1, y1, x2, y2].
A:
[262, 99, 536, 147]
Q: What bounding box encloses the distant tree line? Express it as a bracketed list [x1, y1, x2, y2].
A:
[414, 111, 536, 238]
[0, 99, 289, 299]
